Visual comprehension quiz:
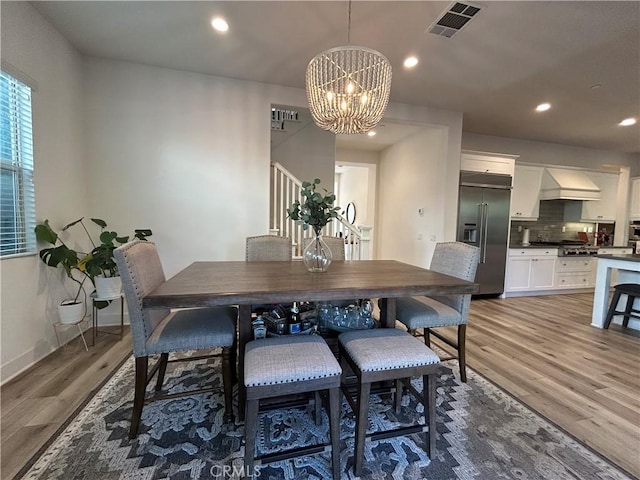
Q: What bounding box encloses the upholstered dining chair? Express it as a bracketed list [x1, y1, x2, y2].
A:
[388, 241, 479, 382]
[245, 235, 292, 261]
[114, 240, 237, 439]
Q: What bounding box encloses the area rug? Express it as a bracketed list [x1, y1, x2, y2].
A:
[18, 354, 634, 480]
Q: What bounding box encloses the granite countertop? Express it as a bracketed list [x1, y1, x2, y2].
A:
[596, 254, 640, 263]
[508, 244, 630, 250]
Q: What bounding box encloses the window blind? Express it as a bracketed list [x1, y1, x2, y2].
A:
[0, 70, 36, 257]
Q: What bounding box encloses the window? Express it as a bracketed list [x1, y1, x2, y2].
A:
[1, 70, 35, 257]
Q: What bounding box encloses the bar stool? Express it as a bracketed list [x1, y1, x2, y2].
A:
[338, 328, 441, 477]
[604, 283, 640, 329]
[243, 335, 342, 479]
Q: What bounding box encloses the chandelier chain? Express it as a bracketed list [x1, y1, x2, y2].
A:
[347, 0, 351, 44]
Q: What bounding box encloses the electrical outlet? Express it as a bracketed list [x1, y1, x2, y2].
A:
[588, 227, 593, 233]
[417, 233, 423, 241]
[562, 226, 566, 232]
[517, 226, 522, 232]
[418, 208, 424, 216]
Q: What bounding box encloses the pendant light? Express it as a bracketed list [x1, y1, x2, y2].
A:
[305, 1, 392, 134]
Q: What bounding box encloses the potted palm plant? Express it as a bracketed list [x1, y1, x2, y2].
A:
[287, 178, 340, 272]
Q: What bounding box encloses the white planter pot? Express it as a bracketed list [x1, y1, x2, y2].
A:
[95, 276, 122, 299]
[58, 300, 85, 325]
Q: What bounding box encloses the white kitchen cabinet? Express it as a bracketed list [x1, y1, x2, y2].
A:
[510, 165, 543, 220]
[555, 257, 593, 289]
[461, 151, 516, 176]
[630, 177, 640, 221]
[564, 171, 619, 222]
[506, 248, 557, 292]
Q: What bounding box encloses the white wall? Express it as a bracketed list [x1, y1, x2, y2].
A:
[271, 107, 335, 188]
[1, 2, 87, 382]
[377, 126, 450, 267]
[462, 132, 637, 170]
[335, 149, 379, 226]
[0, 3, 464, 383]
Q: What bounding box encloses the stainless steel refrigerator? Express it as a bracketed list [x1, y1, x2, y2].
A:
[457, 171, 512, 296]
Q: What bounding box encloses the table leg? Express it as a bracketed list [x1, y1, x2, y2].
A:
[379, 298, 396, 328]
[237, 304, 252, 422]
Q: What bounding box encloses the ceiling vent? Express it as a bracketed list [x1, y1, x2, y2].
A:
[427, 2, 483, 38]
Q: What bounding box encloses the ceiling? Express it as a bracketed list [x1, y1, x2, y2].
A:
[30, 1, 640, 153]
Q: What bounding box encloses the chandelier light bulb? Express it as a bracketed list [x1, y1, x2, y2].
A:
[326, 91, 334, 101]
[346, 82, 355, 94]
[361, 94, 368, 104]
[341, 100, 348, 111]
[211, 17, 229, 32]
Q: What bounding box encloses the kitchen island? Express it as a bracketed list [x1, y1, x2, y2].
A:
[592, 254, 640, 330]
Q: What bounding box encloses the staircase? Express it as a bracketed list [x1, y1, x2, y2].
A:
[270, 162, 371, 259]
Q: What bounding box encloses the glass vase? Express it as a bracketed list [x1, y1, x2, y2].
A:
[303, 232, 333, 272]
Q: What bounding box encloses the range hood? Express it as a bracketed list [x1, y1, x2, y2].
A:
[539, 168, 601, 201]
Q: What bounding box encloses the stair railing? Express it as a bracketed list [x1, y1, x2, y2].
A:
[270, 162, 368, 259]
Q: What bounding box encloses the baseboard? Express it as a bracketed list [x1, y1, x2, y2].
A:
[1, 344, 55, 386]
[504, 287, 594, 297]
[1, 313, 129, 386]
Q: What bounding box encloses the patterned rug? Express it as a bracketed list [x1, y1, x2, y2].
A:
[18, 354, 634, 480]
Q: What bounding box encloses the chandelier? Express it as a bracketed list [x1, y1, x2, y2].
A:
[305, 3, 392, 135]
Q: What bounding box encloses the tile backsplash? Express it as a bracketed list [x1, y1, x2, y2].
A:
[510, 200, 606, 245]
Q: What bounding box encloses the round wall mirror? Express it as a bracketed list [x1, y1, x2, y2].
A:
[346, 202, 356, 224]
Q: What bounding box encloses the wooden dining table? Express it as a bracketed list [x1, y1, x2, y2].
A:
[142, 259, 479, 419]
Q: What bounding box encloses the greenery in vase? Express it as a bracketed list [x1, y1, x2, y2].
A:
[287, 179, 340, 235]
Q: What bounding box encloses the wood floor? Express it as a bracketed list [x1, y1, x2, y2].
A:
[2, 294, 639, 479]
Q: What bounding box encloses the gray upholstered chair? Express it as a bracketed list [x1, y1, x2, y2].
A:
[303, 235, 346, 260]
[245, 235, 292, 261]
[389, 241, 479, 382]
[114, 240, 237, 439]
[244, 335, 342, 479]
[339, 328, 440, 477]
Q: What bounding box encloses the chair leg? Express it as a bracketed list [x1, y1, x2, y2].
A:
[423, 329, 431, 347]
[130, 356, 148, 439]
[394, 379, 403, 413]
[622, 294, 635, 328]
[604, 291, 622, 329]
[222, 346, 235, 423]
[243, 397, 259, 474]
[155, 353, 169, 391]
[354, 381, 371, 477]
[328, 387, 341, 480]
[458, 324, 467, 383]
[314, 391, 322, 426]
[424, 373, 437, 459]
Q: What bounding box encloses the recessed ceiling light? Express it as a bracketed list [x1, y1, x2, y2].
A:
[619, 117, 637, 126]
[211, 17, 229, 32]
[403, 56, 419, 68]
[367, 131, 377, 137]
[535, 103, 551, 112]
[590, 83, 602, 90]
